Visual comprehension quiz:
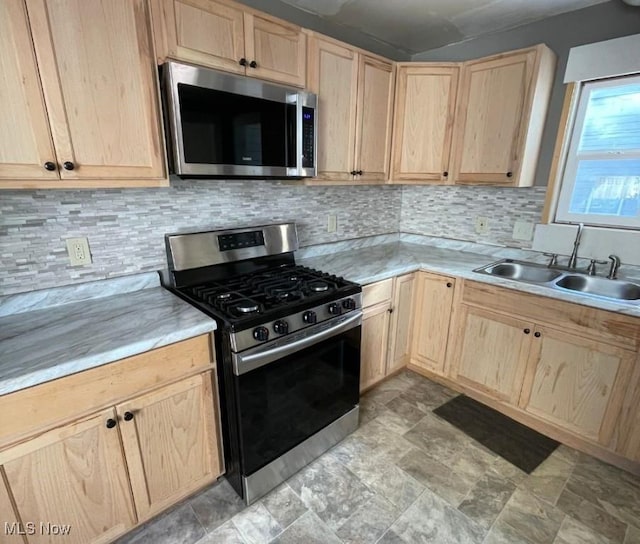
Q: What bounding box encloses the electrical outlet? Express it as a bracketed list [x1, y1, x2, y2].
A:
[327, 214, 337, 233]
[66, 237, 92, 266]
[513, 220, 534, 241]
[475, 216, 489, 235]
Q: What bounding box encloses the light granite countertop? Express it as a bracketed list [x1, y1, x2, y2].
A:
[0, 277, 216, 396]
[298, 241, 640, 319]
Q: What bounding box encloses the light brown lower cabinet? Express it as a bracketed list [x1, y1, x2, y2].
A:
[361, 300, 392, 391]
[0, 407, 136, 544]
[360, 273, 415, 391]
[450, 305, 533, 404]
[519, 326, 635, 445]
[409, 271, 456, 375]
[0, 370, 222, 544]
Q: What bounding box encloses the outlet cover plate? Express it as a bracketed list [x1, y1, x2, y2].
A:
[66, 237, 91, 266]
[327, 214, 337, 233]
[475, 216, 489, 235]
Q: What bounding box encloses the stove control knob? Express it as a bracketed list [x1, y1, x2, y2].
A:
[302, 310, 317, 324]
[328, 302, 342, 316]
[342, 298, 356, 310]
[273, 320, 289, 335]
[253, 326, 269, 342]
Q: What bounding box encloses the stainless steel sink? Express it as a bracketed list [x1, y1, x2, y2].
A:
[481, 262, 563, 283]
[555, 275, 640, 300]
[474, 259, 640, 304]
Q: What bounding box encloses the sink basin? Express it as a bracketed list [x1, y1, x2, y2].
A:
[555, 275, 640, 300]
[479, 262, 563, 283]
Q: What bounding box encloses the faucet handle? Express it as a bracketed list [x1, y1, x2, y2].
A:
[587, 259, 608, 276]
[543, 253, 558, 267]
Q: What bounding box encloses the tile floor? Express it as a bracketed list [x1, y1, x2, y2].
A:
[116, 370, 640, 544]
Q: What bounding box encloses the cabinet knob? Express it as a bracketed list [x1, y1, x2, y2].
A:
[249, 60, 257, 68]
[106, 418, 117, 429]
[356, 170, 363, 175]
[443, 171, 448, 177]
[44, 161, 56, 171]
[239, 58, 247, 66]
[446, 282, 452, 288]
[523, 328, 530, 334]
[388, 308, 394, 314]
[63, 161, 75, 171]
[350, 170, 357, 176]
[123, 411, 134, 421]
[506, 171, 513, 178]
[534, 331, 541, 338]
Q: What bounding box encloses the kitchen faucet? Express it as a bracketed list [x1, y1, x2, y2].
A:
[567, 222, 584, 269]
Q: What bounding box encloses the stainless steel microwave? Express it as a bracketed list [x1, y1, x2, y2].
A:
[161, 61, 317, 178]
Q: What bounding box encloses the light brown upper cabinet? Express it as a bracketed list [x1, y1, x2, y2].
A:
[152, 0, 306, 87]
[391, 64, 459, 183]
[307, 34, 395, 184]
[3, 0, 167, 189]
[450, 44, 556, 187]
[0, 1, 57, 182]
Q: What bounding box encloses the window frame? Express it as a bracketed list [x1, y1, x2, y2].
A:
[553, 74, 640, 229]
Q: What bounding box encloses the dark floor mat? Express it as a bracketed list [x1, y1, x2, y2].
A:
[433, 395, 559, 474]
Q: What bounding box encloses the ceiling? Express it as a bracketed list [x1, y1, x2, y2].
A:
[278, 0, 611, 54]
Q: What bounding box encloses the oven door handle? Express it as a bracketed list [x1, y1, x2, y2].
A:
[232, 311, 362, 376]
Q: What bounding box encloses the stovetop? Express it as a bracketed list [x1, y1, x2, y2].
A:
[174, 264, 361, 330]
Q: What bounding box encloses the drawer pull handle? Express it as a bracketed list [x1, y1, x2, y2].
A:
[446, 282, 452, 288]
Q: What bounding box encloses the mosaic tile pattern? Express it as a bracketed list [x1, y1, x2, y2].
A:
[0, 180, 401, 295]
[400, 185, 548, 249]
[115, 370, 640, 544]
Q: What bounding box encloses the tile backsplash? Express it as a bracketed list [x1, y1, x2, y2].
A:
[1, 182, 548, 296]
[401, 185, 547, 248]
[0, 181, 401, 295]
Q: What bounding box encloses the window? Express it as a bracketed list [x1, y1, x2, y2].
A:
[556, 74, 640, 229]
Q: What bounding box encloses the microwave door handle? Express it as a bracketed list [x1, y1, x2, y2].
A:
[232, 311, 362, 376]
[295, 96, 303, 175]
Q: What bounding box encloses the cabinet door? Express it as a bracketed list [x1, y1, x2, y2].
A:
[117, 372, 222, 520]
[153, 0, 245, 74]
[519, 327, 635, 444]
[387, 273, 416, 374]
[307, 37, 359, 182]
[411, 272, 455, 375]
[451, 50, 534, 185]
[354, 55, 395, 182]
[26, 0, 165, 179]
[0, 1, 57, 182]
[0, 476, 22, 542]
[452, 306, 533, 403]
[391, 65, 459, 183]
[361, 301, 391, 392]
[0, 408, 135, 544]
[244, 12, 306, 87]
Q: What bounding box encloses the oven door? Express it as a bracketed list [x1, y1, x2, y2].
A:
[231, 312, 361, 477]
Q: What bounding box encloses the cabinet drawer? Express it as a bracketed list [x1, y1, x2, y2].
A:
[0, 335, 213, 448]
[462, 280, 640, 350]
[363, 278, 393, 307]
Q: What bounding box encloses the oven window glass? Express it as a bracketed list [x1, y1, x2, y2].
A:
[236, 327, 360, 475]
[177, 83, 296, 167]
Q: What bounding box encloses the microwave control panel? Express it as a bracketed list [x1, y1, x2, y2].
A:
[302, 107, 315, 168]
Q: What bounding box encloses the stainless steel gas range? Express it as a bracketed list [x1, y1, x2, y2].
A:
[162, 223, 362, 504]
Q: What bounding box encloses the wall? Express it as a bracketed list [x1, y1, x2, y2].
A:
[400, 186, 547, 249]
[412, 1, 640, 187]
[0, 182, 401, 296]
